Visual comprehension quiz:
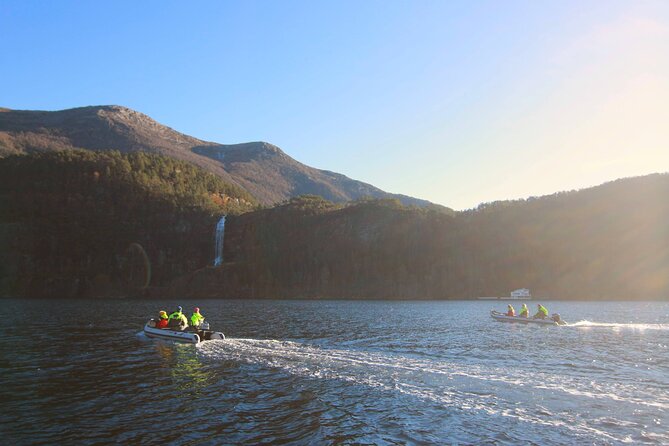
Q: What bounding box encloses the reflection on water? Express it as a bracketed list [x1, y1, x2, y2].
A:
[154, 342, 214, 395]
[1, 298, 668, 445]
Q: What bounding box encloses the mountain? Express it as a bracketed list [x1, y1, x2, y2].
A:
[0, 105, 440, 208]
[169, 174, 669, 300]
[4, 106, 665, 301]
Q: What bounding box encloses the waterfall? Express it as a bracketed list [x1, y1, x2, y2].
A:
[214, 216, 226, 266]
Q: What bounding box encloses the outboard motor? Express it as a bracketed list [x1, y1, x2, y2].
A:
[200, 321, 210, 330]
[552, 313, 562, 323]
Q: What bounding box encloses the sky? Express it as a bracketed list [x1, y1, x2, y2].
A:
[2, 0, 668, 210]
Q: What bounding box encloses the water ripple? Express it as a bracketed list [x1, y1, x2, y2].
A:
[2, 299, 668, 445]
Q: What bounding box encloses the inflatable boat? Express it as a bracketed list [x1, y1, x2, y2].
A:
[490, 310, 567, 326]
[143, 319, 225, 344]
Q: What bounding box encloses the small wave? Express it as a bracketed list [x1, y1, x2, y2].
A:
[568, 321, 669, 330]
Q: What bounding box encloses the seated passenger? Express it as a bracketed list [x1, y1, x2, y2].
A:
[168, 306, 189, 330]
[518, 303, 529, 318]
[155, 310, 169, 329]
[506, 304, 515, 317]
[533, 304, 549, 319]
[190, 307, 205, 328]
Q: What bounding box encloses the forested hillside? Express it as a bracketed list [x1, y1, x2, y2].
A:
[0, 150, 256, 297]
[2, 148, 667, 300]
[171, 175, 669, 300]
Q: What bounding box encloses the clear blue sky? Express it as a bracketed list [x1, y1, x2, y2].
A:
[2, 1, 668, 209]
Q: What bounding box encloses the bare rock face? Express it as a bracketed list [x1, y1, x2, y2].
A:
[193, 142, 382, 205]
[0, 105, 441, 208]
[0, 105, 203, 152]
[0, 105, 239, 186]
[89, 105, 204, 150]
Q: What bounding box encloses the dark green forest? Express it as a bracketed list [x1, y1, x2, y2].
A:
[0, 150, 256, 297]
[171, 178, 669, 300]
[2, 150, 668, 300]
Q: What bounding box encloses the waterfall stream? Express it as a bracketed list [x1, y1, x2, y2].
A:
[214, 216, 226, 266]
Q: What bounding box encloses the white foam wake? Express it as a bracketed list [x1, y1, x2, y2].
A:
[568, 320, 669, 330]
[196, 338, 667, 442]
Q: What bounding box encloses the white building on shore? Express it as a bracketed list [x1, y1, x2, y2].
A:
[509, 288, 532, 299]
[477, 288, 533, 300]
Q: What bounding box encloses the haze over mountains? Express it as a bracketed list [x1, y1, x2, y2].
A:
[0, 105, 436, 208]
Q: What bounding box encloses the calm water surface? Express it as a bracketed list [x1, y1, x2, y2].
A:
[1, 299, 668, 445]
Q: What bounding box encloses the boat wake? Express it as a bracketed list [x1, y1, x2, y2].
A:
[196, 338, 667, 443]
[568, 320, 669, 330]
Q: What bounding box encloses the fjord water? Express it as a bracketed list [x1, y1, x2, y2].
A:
[2, 300, 668, 445]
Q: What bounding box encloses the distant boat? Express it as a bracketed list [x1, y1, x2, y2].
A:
[490, 310, 566, 325]
[477, 288, 533, 300]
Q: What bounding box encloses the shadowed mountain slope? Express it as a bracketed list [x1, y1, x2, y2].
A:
[0, 106, 440, 208]
[0, 150, 255, 298]
[169, 174, 669, 300]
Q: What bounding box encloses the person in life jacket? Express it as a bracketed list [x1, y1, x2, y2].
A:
[533, 304, 549, 319]
[155, 310, 169, 329]
[190, 307, 205, 328]
[168, 306, 189, 329]
[506, 304, 515, 317]
[518, 303, 529, 318]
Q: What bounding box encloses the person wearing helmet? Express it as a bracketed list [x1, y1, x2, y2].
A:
[168, 306, 188, 329]
[190, 307, 205, 328]
[155, 310, 169, 329]
[533, 304, 549, 320]
[506, 304, 515, 317]
[518, 303, 529, 318]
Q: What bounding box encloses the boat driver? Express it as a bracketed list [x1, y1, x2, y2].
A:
[533, 304, 549, 320]
[190, 307, 205, 328]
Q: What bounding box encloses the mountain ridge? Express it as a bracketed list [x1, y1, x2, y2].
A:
[0, 105, 441, 208]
